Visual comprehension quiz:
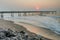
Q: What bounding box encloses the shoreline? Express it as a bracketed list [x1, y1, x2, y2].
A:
[0, 19, 60, 40]
[15, 22, 60, 40]
[0, 19, 52, 40]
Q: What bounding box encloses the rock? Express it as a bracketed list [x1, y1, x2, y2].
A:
[0, 28, 52, 40]
[0, 31, 6, 39]
[5, 29, 16, 37]
[20, 31, 25, 34]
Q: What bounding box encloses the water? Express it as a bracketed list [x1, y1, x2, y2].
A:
[0, 13, 60, 35]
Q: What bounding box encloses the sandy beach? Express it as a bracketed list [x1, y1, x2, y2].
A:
[15, 22, 60, 40]
[0, 19, 16, 31]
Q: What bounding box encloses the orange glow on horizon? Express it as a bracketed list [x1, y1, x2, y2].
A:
[35, 5, 40, 10]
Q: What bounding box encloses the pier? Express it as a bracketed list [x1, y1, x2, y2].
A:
[0, 11, 56, 19]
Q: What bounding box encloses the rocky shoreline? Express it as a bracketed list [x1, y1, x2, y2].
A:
[0, 28, 52, 40]
[0, 19, 52, 40]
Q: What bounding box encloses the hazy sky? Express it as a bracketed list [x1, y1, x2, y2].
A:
[0, 0, 60, 11]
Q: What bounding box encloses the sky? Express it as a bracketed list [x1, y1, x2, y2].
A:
[0, 0, 60, 11]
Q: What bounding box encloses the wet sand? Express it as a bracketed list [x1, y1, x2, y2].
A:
[15, 22, 60, 40]
[0, 19, 16, 31]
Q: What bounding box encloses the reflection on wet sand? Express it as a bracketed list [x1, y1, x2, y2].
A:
[15, 22, 60, 40]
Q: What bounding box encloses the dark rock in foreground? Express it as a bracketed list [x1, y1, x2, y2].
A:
[0, 28, 52, 40]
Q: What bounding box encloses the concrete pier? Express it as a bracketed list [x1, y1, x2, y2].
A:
[0, 11, 56, 18]
[1, 13, 4, 19]
[11, 13, 14, 17]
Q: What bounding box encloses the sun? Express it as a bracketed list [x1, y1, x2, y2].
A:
[35, 5, 40, 10]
